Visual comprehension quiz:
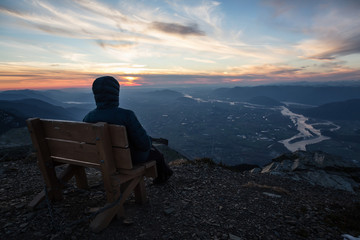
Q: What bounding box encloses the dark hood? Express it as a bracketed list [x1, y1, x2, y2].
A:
[92, 76, 119, 109]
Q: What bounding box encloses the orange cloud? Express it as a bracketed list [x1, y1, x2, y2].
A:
[1, 61, 360, 90]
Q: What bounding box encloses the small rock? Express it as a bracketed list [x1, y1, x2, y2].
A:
[123, 218, 134, 226]
[15, 203, 26, 209]
[25, 212, 36, 220]
[229, 233, 243, 240]
[33, 231, 45, 237]
[262, 192, 281, 198]
[250, 168, 261, 173]
[164, 208, 175, 215]
[20, 223, 28, 228]
[85, 207, 100, 214]
[4, 222, 13, 228]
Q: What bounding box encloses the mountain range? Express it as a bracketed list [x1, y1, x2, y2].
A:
[0, 89, 64, 106]
[210, 85, 360, 105]
[0, 99, 75, 121]
[294, 99, 360, 121]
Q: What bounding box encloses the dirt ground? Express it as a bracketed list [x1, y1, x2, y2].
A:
[0, 147, 359, 240]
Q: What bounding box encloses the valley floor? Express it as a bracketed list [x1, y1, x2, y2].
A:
[0, 147, 359, 240]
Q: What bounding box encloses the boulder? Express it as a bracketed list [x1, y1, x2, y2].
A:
[261, 151, 360, 192]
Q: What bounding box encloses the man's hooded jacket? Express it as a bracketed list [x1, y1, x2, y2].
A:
[83, 76, 151, 163]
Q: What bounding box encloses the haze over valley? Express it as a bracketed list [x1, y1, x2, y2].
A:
[1, 84, 359, 166]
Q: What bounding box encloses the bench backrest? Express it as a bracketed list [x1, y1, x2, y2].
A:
[27, 118, 133, 170]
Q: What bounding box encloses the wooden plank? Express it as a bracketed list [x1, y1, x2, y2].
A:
[109, 124, 129, 148]
[46, 139, 99, 164]
[74, 166, 89, 189]
[112, 171, 143, 184]
[113, 148, 132, 169]
[51, 157, 100, 168]
[94, 122, 118, 202]
[42, 119, 97, 143]
[90, 176, 141, 233]
[57, 164, 77, 183]
[47, 138, 132, 170]
[117, 164, 145, 175]
[43, 120, 130, 148]
[143, 160, 156, 169]
[43, 120, 132, 169]
[26, 118, 63, 201]
[134, 178, 147, 204]
[29, 164, 86, 209]
[145, 166, 157, 178]
[142, 161, 157, 178]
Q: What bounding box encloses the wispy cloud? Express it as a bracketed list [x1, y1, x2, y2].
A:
[264, 0, 360, 61]
[0, 0, 359, 89]
[0, 0, 270, 61]
[184, 57, 215, 64]
[169, 1, 223, 34]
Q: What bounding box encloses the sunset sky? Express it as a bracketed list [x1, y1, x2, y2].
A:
[1, 0, 360, 89]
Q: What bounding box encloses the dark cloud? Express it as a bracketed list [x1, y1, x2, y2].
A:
[34, 24, 76, 36]
[0, 5, 27, 18]
[96, 40, 136, 49]
[271, 68, 301, 75]
[151, 21, 205, 36]
[319, 60, 347, 69]
[309, 34, 360, 60]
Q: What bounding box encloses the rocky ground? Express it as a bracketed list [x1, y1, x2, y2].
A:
[1, 146, 359, 240]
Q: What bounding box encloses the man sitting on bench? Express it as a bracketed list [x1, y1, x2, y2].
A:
[83, 76, 173, 184]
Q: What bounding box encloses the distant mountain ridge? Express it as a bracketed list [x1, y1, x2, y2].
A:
[0, 98, 75, 120]
[295, 98, 360, 121]
[211, 86, 360, 105]
[0, 89, 64, 107]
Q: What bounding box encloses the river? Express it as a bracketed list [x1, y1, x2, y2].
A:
[183, 94, 340, 152]
[278, 106, 340, 152]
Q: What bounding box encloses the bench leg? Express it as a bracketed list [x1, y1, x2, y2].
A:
[116, 206, 124, 219]
[41, 165, 63, 201]
[58, 165, 88, 189]
[90, 176, 141, 233]
[58, 164, 76, 184]
[28, 165, 89, 209]
[74, 166, 89, 189]
[134, 178, 147, 204]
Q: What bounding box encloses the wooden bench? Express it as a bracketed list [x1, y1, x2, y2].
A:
[26, 118, 157, 232]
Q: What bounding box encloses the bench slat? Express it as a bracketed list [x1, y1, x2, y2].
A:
[108, 125, 129, 148]
[42, 120, 97, 143]
[52, 157, 101, 168]
[46, 138, 100, 165]
[46, 138, 133, 170]
[42, 119, 129, 148]
[113, 148, 132, 169]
